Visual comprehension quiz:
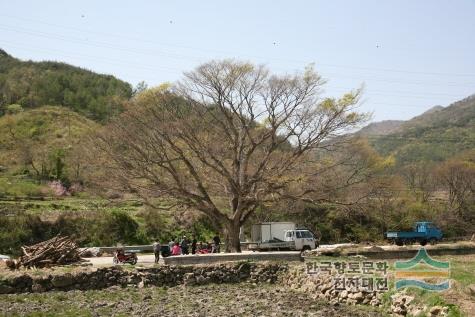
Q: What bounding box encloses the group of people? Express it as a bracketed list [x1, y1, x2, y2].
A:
[152, 235, 221, 263]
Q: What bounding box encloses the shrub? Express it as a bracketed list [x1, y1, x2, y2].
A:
[4, 104, 24, 114]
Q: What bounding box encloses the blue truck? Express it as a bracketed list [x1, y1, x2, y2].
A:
[385, 222, 443, 246]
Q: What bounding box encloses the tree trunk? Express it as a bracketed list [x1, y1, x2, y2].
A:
[225, 220, 242, 253]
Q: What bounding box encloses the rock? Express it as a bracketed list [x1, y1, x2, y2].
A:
[31, 283, 45, 293]
[468, 284, 475, 296]
[0, 284, 14, 294]
[183, 273, 196, 286]
[353, 292, 364, 300]
[393, 305, 407, 316]
[196, 275, 206, 285]
[442, 307, 448, 315]
[51, 274, 73, 288]
[367, 246, 385, 252]
[428, 306, 443, 316]
[408, 306, 425, 317]
[80, 247, 102, 257]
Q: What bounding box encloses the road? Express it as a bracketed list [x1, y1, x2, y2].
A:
[85, 241, 475, 267]
[85, 254, 156, 266]
[85, 250, 266, 267]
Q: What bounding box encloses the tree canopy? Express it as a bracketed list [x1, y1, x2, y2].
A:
[96, 60, 369, 251]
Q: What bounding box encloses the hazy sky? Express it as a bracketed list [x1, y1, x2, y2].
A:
[1, 0, 474, 121]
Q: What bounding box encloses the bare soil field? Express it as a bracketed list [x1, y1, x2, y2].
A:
[0, 283, 384, 317]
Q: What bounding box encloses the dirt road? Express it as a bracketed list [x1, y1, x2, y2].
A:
[85, 250, 296, 267]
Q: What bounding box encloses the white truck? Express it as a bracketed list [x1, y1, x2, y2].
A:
[248, 222, 317, 251]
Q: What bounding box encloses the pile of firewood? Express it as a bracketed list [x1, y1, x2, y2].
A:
[8, 236, 84, 269]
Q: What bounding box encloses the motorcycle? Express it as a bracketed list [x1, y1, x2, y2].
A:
[113, 249, 138, 265]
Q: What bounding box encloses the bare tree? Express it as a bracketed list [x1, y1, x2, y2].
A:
[401, 162, 436, 202]
[95, 60, 367, 252]
[437, 158, 475, 219]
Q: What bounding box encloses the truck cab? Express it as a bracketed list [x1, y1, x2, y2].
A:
[284, 229, 317, 251]
[414, 222, 443, 240]
[385, 221, 443, 246]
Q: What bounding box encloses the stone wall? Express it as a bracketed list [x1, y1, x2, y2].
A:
[281, 266, 451, 316]
[0, 262, 286, 294]
[281, 265, 384, 307]
[0, 262, 452, 316]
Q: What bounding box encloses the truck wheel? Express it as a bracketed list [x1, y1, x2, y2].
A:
[302, 245, 311, 252]
[420, 239, 427, 246]
[395, 240, 403, 246]
[429, 238, 437, 245]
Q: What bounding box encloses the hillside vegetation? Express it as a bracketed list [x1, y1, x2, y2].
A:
[0, 106, 97, 185]
[366, 96, 475, 164]
[0, 49, 132, 121]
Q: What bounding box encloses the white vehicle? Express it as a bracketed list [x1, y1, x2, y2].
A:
[249, 222, 317, 251]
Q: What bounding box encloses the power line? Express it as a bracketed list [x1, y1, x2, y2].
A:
[0, 24, 206, 63]
[2, 22, 475, 92]
[1, 41, 472, 103]
[1, 41, 185, 74]
[1, 16, 475, 78]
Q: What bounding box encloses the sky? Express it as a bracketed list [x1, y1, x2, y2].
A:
[1, 0, 474, 122]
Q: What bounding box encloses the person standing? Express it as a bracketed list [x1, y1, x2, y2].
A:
[153, 240, 160, 264]
[191, 237, 197, 254]
[181, 236, 189, 255]
[171, 242, 182, 256]
[212, 235, 221, 253]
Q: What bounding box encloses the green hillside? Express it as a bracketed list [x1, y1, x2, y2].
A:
[0, 49, 132, 121]
[0, 106, 98, 182]
[367, 95, 475, 165]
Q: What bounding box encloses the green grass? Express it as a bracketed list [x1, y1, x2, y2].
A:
[0, 177, 47, 198]
[447, 256, 475, 286]
[0, 196, 144, 215]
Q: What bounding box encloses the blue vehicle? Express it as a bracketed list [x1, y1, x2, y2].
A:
[385, 222, 443, 246]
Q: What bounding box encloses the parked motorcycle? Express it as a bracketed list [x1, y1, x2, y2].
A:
[113, 249, 138, 265]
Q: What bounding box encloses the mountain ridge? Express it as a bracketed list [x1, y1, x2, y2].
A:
[359, 94, 475, 164]
[0, 49, 133, 122]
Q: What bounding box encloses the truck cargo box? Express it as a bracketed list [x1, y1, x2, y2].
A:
[251, 222, 296, 243]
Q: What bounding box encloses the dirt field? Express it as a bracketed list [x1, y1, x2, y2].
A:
[0, 283, 384, 317]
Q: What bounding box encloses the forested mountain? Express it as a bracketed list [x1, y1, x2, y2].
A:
[0, 49, 132, 121]
[356, 120, 404, 136]
[361, 95, 475, 165]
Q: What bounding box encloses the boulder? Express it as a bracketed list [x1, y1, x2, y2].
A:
[51, 274, 74, 288]
[428, 306, 443, 316]
[0, 284, 14, 294]
[393, 305, 407, 316]
[31, 283, 46, 293]
[468, 284, 475, 296]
